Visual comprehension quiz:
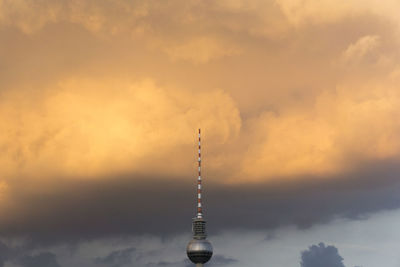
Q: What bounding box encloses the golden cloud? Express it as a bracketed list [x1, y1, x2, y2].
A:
[0, 79, 241, 180]
[240, 77, 400, 181]
[163, 36, 241, 64]
[0, 0, 400, 185]
[276, 0, 400, 27]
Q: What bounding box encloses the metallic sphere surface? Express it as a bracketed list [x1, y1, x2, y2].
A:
[187, 239, 213, 252]
[187, 239, 213, 264]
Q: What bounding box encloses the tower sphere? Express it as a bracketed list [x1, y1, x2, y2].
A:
[186, 239, 213, 264]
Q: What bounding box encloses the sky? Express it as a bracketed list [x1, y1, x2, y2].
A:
[1, 0, 400, 266]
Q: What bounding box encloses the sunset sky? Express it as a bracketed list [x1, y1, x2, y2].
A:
[1, 0, 400, 266]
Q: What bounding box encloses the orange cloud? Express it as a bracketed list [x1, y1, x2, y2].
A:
[0, 79, 241, 180]
[240, 77, 400, 181]
[163, 36, 241, 64]
[0, 0, 400, 185]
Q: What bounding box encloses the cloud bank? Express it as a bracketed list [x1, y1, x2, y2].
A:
[1, 1, 400, 262]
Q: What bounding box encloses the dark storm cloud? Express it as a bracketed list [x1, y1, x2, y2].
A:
[210, 160, 400, 231]
[18, 252, 60, 267]
[300, 243, 345, 267]
[94, 247, 135, 267]
[1, 160, 400, 246]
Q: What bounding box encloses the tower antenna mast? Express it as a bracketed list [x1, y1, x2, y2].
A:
[187, 129, 213, 266]
[197, 128, 203, 219]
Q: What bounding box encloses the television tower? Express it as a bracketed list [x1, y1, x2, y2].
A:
[187, 129, 213, 266]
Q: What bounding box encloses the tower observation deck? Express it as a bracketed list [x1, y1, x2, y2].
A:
[186, 129, 213, 266]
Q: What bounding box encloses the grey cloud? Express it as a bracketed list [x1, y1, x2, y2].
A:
[18, 252, 60, 267]
[300, 243, 345, 267]
[150, 261, 182, 266]
[207, 255, 238, 266]
[94, 247, 135, 267]
[145, 259, 188, 267]
[145, 254, 237, 267]
[1, 160, 400, 246]
[264, 232, 277, 241]
[0, 241, 60, 267]
[0, 241, 12, 267]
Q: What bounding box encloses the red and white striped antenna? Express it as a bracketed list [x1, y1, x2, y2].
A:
[197, 128, 203, 219]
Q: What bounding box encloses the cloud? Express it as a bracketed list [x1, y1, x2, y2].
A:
[0, 78, 241, 180]
[18, 252, 60, 267]
[1, 0, 400, 258]
[341, 35, 381, 65]
[240, 78, 400, 179]
[2, 69, 400, 184]
[276, 0, 400, 27]
[0, 0, 282, 63]
[300, 243, 345, 267]
[94, 247, 135, 267]
[97, 253, 237, 267]
[0, 241, 12, 267]
[208, 254, 238, 265]
[163, 36, 240, 64]
[0, 242, 61, 267]
[0, 159, 398, 246]
[145, 259, 189, 267]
